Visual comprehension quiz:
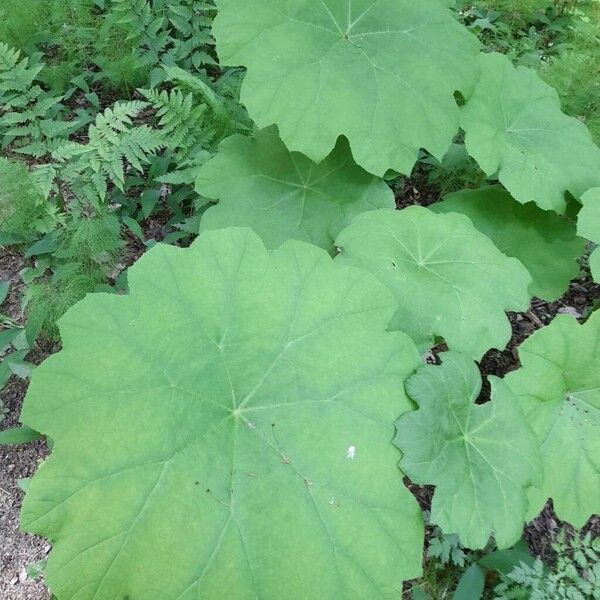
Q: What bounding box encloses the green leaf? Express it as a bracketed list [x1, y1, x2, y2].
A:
[578, 188, 600, 282]
[461, 53, 600, 213]
[17, 478, 31, 492]
[395, 352, 541, 549]
[0, 232, 26, 245]
[590, 253, 600, 287]
[0, 364, 10, 388]
[197, 126, 394, 253]
[25, 231, 58, 258]
[11, 329, 29, 352]
[24, 316, 41, 348]
[213, 0, 480, 176]
[161, 231, 188, 245]
[122, 216, 145, 242]
[25, 558, 48, 580]
[0, 281, 9, 305]
[504, 312, 600, 527]
[411, 585, 432, 600]
[453, 564, 485, 600]
[140, 189, 161, 220]
[335, 207, 532, 359]
[0, 350, 28, 387]
[21, 228, 424, 599]
[9, 358, 34, 379]
[433, 186, 585, 301]
[478, 540, 535, 575]
[21, 264, 48, 285]
[0, 328, 22, 352]
[0, 426, 43, 446]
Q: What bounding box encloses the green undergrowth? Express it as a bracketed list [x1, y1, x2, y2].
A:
[0, 1, 599, 598]
[24, 210, 123, 338]
[0, 0, 220, 94]
[541, 10, 600, 141]
[0, 157, 57, 245]
[0, 0, 246, 337]
[0, 0, 141, 92]
[459, 0, 600, 143]
[412, 526, 599, 599]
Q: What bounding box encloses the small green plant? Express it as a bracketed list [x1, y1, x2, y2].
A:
[457, 0, 571, 67]
[141, 64, 250, 184]
[108, 0, 218, 87]
[0, 0, 145, 92]
[0, 0, 216, 94]
[411, 526, 494, 600]
[0, 43, 77, 155]
[495, 531, 600, 599]
[24, 209, 123, 339]
[412, 527, 599, 600]
[0, 2, 230, 344]
[427, 529, 468, 569]
[541, 10, 600, 143]
[422, 143, 487, 195]
[410, 524, 475, 599]
[0, 0, 99, 90]
[54, 100, 165, 202]
[0, 157, 59, 245]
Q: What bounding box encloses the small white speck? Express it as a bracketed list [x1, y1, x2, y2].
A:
[330, 497, 335, 505]
[346, 445, 356, 460]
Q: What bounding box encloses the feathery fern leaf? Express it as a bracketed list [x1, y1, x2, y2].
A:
[84, 100, 165, 190]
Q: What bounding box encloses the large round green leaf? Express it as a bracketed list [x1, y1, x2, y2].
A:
[504, 312, 600, 527]
[20, 228, 424, 600]
[335, 207, 532, 359]
[578, 188, 600, 282]
[461, 53, 600, 213]
[196, 126, 394, 253]
[212, 0, 480, 176]
[396, 352, 541, 549]
[433, 186, 585, 301]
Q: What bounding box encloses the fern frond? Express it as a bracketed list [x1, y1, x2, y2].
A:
[31, 164, 58, 199]
[141, 87, 208, 153]
[0, 45, 44, 102]
[51, 141, 90, 162]
[163, 65, 219, 108]
[91, 100, 146, 133]
[157, 150, 212, 186]
[60, 100, 165, 196]
[0, 43, 20, 72]
[0, 44, 73, 153]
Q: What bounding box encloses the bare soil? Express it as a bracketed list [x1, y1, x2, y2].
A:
[0, 245, 52, 599]
[0, 377, 50, 600]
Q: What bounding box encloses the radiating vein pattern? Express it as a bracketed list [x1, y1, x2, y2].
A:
[335, 206, 532, 359]
[20, 228, 423, 600]
[395, 352, 542, 549]
[213, 0, 481, 176]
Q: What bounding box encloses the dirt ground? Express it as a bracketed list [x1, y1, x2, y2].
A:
[0, 247, 50, 600]
[0, 377, 50, 600]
